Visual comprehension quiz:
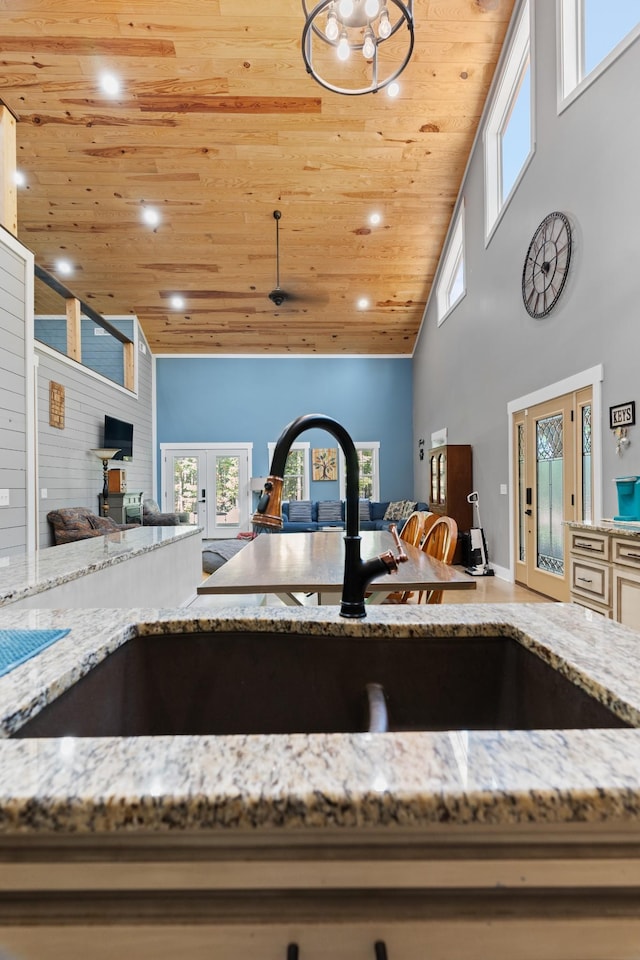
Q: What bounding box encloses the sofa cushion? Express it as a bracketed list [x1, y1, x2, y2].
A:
[370, 501, 389, 521]
[317, 500, 343, 523]
[359, 499, 371, 522]
[288, 500, 313, 522]
[384, 499, 417, 521]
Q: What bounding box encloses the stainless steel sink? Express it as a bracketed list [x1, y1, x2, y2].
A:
[14, 631, 630, 738]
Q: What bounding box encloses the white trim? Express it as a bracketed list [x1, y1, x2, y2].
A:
[558, 0, 640, 113]
[153, 353, 409, 360]
[338, 442, 381, 501]
[484, 0, 532, 239]
[436, 204, 466, 327]
[506, 364, 604, 583]
[267, 440, 310, 500]
[151, 354, 158, 501]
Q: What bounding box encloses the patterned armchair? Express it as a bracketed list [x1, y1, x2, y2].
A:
[47, 507, 139, 546]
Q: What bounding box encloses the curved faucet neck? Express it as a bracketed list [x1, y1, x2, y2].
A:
[271, 414, 360, 537]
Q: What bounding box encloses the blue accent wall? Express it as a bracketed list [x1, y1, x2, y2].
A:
[155, 357, 414, 501]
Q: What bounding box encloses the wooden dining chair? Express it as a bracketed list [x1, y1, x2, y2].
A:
[418, 515, 458, 605]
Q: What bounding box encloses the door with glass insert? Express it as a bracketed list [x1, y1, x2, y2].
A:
[513, 391, 591, 601]
[163, 447, 250, 539]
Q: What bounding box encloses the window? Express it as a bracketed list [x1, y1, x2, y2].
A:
[267, 441, 310, 501]
[339, 442, 380, 501]
[560, 0, 640, 105]
[436, 205, 465, 325]
[484, 0, 532, 237]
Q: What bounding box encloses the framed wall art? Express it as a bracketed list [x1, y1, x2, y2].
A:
[312, 447, 337, 481]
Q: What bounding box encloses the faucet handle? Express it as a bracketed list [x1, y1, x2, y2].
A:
[381, 523, 408, 572]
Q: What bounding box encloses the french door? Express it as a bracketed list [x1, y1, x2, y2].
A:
[161, 445, 251, 539]
[513, 387, 592, 601]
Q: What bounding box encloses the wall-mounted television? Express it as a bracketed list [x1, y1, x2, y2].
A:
[104, 415, 133, 461]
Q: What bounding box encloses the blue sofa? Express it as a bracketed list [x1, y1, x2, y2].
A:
[280, 499, 429, 534]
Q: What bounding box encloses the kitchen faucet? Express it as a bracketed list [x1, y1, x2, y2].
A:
[252, 413, 407, 618]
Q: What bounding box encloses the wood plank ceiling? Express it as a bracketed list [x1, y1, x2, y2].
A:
[0, 0, 515, 355]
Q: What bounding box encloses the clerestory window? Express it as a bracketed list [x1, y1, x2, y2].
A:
[560, 0, 640, 107]
[484, 0, 532, 238]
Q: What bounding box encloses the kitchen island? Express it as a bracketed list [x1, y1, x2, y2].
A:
[1, 601, 640, 957]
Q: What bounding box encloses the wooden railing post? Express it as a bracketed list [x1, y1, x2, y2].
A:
[65, 297, 82, 362]
[123, 341, 135, 392]
[0, 102, 18, 237]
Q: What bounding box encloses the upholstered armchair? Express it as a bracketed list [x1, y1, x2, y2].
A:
[142, 499, 190, 526]
[47, 507, 139, 546]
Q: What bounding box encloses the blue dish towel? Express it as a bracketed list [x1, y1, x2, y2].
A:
[0, 628, 71, 678]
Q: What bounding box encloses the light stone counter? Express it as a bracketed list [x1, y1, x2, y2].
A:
[1, 601, 640, 834]
[0, 525, 202, 609]
[567, 518, 640, 538]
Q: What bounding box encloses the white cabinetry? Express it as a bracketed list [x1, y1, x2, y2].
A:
[568, 523, 640, 629]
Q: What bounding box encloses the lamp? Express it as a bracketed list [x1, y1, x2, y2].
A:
[91, 448, 120, 515]
[301, 0, 414, 96]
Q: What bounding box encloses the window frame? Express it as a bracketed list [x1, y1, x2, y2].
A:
[484, 0, 533, 241]
[435, 203, 466, 327]
[558, 0, 640, 112]
[267, 440, 310, 501]
[338, 442, 380, 502]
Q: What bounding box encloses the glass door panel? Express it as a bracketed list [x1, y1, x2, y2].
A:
[214, 455, 241, 529]
[535, 414, 565, 576]
[162, 446, 251, 539]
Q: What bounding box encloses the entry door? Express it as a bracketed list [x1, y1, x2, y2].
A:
[163, 447, 251, 539]
[513, 388, 592, 601]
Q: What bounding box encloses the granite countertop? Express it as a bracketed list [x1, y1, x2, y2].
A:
[0, 525, 202, 608]
[1, 601, 640, 835]
[567, 519, 640, 537]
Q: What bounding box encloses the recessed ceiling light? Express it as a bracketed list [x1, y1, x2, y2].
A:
[357, 297, 369, 310]
[13, 170, 26, 187]
[56, 259, 73, 276]
[100, 72, 121, 96]
[387, 81, 400, 98]
[369, 212, 382, 226]
[142, 207, 160, 227]
[169, 295, 185, 310]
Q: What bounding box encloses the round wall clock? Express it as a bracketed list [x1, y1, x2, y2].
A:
[521, 211, 572, 318]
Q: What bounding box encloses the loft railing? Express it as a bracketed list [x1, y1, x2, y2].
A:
[33, 263, 136, 392]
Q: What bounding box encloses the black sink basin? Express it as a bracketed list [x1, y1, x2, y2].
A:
[14, 632, 630, 738]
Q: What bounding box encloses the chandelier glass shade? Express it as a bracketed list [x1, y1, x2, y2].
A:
[301, 0, 414, 96]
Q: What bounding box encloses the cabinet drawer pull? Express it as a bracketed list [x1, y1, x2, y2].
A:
[577, 576, 593, 584]
[626, 552, 640, 560]
[575, 542, 596, 550]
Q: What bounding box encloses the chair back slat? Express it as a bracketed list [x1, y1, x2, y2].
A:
[419, 515, 458, 604]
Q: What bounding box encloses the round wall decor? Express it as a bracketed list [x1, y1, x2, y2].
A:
[522, 211, 572, 318]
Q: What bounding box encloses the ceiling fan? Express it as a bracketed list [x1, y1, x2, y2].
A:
[267, 210, 327, 308]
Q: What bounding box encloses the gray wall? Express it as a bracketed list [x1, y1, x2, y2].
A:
[413, 2, 640, 570]
[36, 334, 154, 546]
[0, 235, 29, 554]
[0, 229, 154, 552]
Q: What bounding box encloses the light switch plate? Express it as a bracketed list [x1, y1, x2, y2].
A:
[41, 488, 48, 499]
[0, 489, 10, 506]
[500, 483, 508, 495]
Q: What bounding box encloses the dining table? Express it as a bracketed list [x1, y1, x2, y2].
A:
[197, 529, 476, 606]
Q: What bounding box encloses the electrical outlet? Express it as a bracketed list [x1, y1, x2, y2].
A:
[500, 484, 508, 495]
[41, 488, 48, 499]
[0, 489, 9, 506]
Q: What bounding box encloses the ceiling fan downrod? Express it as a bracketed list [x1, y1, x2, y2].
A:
[269, 210, 287, 306]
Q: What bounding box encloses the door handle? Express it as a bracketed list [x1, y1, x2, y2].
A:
[524, 509, 532, 516]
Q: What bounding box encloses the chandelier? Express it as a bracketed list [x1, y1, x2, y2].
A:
[301, 0, 414, 96]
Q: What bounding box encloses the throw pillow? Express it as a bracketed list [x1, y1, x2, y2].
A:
[383, 499, 417, 521]
[317, 500, 343, 523]
[287, 500, 313, 522]
[359, 499, 371, 522]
